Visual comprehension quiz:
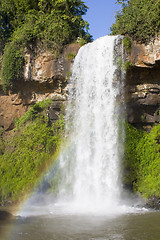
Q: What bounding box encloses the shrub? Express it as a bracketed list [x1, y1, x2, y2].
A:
[123, 37, 131, 53]
[1, 43, 24, 92]
[111, 0, 160, 42]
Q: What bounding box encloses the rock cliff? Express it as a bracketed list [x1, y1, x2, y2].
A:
[0, 43, 80, 132]
[125, 37, 160, 130]
[0, 37, 160, 133]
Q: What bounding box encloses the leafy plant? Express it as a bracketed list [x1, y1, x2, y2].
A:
[112, 0, 160, 43]
[123, 37, 131, 53]
[0, 0, 92, 90]
[15, 99, 52, 128]
[117, 58, 133, 71]
[1, 43, 24, 92]
[76, 37, 87, 46]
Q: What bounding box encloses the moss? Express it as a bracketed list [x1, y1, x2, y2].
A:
[123, 37, 132, 53]
[66, 71, 72, 81]
[15, 99, 52, 128]
[123, 61, 133, 71]
[0, 100, 65, 204]
[117, 58, 133, 71]
[124, 123, 160, 198]
[66, 52, 76, 60]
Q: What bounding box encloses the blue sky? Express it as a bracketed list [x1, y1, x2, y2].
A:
[84, 0, 121, 40]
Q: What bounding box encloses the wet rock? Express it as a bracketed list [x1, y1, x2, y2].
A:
[48, 101, 65, 122]
[145, 195, 160, 210]
[0, 210, 13, 221]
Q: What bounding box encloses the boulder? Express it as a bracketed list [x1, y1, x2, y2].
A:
[145, 195, 160, 210]
[0, 210, 13, 221]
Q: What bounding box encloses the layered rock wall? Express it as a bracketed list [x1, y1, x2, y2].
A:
[0, 43, 80, 131]
[125, 37, 160, 129]
[0, 37, 160, 132]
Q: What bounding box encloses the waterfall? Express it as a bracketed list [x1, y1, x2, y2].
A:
[57, 35, 125, 214]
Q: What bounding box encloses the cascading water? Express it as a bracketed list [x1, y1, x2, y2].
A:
[56, 35, 125, 214]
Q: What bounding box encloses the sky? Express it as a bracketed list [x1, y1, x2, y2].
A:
[83, 0, 121, 40]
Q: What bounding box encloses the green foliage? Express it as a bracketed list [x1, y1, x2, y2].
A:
[123, 37, 131, 53]
[123, 61, 133, 71]
[0, 100, 65, 204]
[0, 128, 5, 155]
[125, 123, 160, 198]
[76, 37, 87, 46]
[136, 125, 160, 198]
[15, 99, 52, 128]
[0, 8, 12, 53]
[66, 52, 76, 60]
[0, 0, 92, 90]
[124, 123, 145, 185]
[0, 0, 92, 52]
[1, 43, 24, 92]
[66, 71, 72, 81]
[112, 0, 160, 42]
[117, 58, 133, 71]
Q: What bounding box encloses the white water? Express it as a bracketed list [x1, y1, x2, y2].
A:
[56, 35, 125, 214]
[19, 36, 146, 218]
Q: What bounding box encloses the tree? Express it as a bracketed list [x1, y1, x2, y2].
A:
[0, 0, 92, 53]
[0, 0, 92, 91]
[112, 0, 160, 42]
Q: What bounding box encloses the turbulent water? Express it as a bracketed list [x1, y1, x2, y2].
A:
[56, 35, 125, 214]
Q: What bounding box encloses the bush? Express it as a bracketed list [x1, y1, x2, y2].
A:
[1, 43, 24, 92]
[111, 0, 160, 42]
[0, 1, 92, 90]
[123, 37, 131, 53]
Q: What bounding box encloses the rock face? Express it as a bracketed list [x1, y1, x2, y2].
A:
[0, 37, 160, 132]
[130, 37, 160, 67]
[125, 37, 160, 129]
[0, 43, 80, 131]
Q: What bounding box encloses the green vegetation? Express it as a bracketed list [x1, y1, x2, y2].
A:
[117, 58, 133, 71]
[123, 37, 131, 53]
[0, 0, 92, 50]
[15, 99, 52, 128]
[66, 52, 76, 60]
[76, 37, 88, 46]
[1, 43, 24, 92]
[124, 123, 160, 198]
[112, 0, 160, 42]
[66, 71, 72, 81]
[0, 0, 92, 91]
[0, 100, 65, 204]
